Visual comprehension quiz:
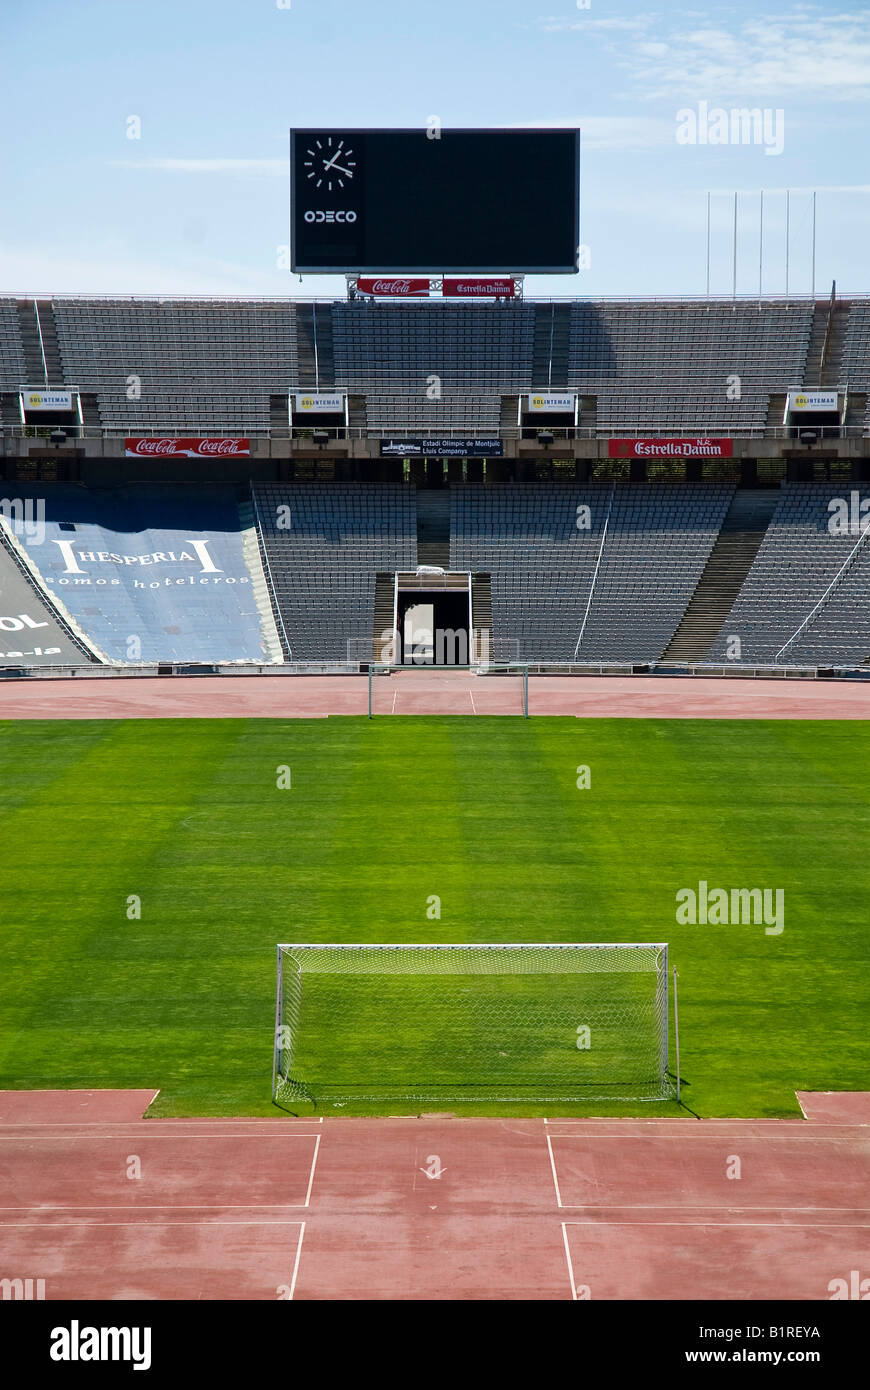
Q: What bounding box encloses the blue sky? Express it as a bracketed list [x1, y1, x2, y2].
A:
[1, 0, 868, 297]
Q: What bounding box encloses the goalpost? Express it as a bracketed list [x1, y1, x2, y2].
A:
[368, 662, 529, 717]
[272, 943, 673, 1107]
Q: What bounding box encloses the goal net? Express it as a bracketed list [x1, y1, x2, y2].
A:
[273, 943, 672, 1107]
[368, 663, 529, 717]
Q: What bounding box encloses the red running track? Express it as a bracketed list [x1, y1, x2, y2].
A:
[0, 1092, 867, 1300]
[1, 671, 870, 720]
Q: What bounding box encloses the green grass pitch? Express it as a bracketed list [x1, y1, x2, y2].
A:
[1, 715, 868, 1118]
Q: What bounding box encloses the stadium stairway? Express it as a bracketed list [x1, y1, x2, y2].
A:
[803, 302, 830, 388]
[416, 489, 451, 567]
[821, 301, 849, 389]
[296, 303, 335, 388]
[661, 489, 780, 664]
[471, 572, 493, 659]
[16, 299, 63, 384]
[532, 302, 572, 386]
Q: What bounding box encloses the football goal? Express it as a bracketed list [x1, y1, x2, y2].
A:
[368, 662, 529, 717]
[272, 943, 673, 1107]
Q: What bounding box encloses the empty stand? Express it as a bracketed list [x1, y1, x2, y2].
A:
[332, 301, 535, 431]
[52, 299, 301, 433]
[568, 301, 814, 431]
[253, 483, 416, 661]
[451, 483, 734, 662]
[842, 304, 870, 429]
[575, 484, 734, 661]
[663, 489, 779, 663]
[451, 484, 610, 661]
[706, 483, 870, 664]
[0, 300, 27, 391]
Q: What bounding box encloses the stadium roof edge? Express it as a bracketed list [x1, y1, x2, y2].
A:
[4, 291, 870, 304]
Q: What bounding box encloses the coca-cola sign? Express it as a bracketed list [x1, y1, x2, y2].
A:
[124, 438, 251, 458]
[442, 278, 515, 298]
[356, 277, 430, 297]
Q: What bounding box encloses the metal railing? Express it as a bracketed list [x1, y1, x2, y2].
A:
[2, 423, 867, 442]
[2, 658, 868, 682]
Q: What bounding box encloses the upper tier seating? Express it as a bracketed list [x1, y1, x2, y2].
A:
[332, 301, 535, 431]
[0, 301, 26, 390]
[52, 299, 300, 432]
[841, 303, 870, 428]
[568, 301, 814, 431]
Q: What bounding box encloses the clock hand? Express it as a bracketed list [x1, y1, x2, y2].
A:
[322, 148, 344, 173]
[327, 163, 353, 177]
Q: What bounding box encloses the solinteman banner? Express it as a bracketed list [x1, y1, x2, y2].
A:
[527, 392, 577, 413]
[21, 390, 73, 411]
[293, 393, 345, 413]
[787, 392, 838, 412]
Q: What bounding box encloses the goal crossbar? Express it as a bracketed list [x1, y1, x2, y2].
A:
[273, 942, 672, 1107]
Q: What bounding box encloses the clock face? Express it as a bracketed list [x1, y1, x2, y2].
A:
[303, 136, 356, 192]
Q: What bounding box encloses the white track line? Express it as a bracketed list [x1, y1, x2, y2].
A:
[542, 1131, 853, 1142]
[0, 1133, 323, 1141]
[303, 1133, 321, 1208]
[391, 690, 398, 714]
[469, 687, 477, 715]
[0, 1118, 324, 1128]
[561, 1219, 870, 1228]
[288, 1222, 306, 1300]
[561, 1222, 578, 1300]
[0, 1203, 317, 1211]
[552, 1203, 870, 1213]
[0, 1219, 307, 1227]
[546, 1133, 563, 1209]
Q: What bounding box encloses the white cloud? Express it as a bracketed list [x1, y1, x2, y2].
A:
[107, 158, 287, 176]
[0, 241, 297, 296]
[510, 116, 674, 149]
[537, 5, 870, 101]
[537, 16, 657, 34]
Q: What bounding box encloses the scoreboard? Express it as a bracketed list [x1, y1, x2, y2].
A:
[290, 128, 579, 274]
